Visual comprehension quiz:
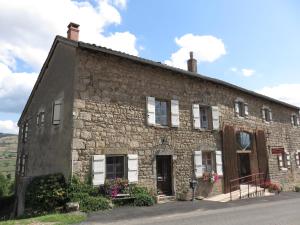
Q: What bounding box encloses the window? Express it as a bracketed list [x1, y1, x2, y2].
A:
[277, 149, 291, 171]
[36, 111, 45, 127]
[234, 99, 248, 118]
[155, 100, 168, 126]
[200, 106, 209, 129]
[22, 122, 29, 143]
[106, 156, 125, 179]
[202, 151, 213, 173]
[263, 108, 272, 122]
[291, 114, 299, 127]
[17, 153, 27, 176]
[296, 152, 300, 167]
[236, 131, 252, 151]
[52, 100, 62, 125]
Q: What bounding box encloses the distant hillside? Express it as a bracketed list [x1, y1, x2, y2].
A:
[0, 133, 18, 178]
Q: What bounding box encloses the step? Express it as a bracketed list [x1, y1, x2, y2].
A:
[156, 195, 176, 204]
[204, 185, 275, 202]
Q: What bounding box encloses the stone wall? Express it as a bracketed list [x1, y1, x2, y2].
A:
[71, 48, 300, 195]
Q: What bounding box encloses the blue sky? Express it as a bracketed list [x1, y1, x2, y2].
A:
[0, 0, 300, 133]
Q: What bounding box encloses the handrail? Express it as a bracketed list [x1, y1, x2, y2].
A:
[229, 173, 266, 201]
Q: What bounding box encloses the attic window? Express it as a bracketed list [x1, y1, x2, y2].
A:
[22, 122, 29, 143]
[234, 98, 248, 118]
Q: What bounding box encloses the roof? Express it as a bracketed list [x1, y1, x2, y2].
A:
[18, 35, 299, 125]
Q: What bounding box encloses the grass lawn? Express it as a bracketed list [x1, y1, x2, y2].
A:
[0, 213, 86, 225]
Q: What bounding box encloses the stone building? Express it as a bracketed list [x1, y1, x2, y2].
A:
[16, 23, 300, 213]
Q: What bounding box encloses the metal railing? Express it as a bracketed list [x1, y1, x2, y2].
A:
[229, 173, 266, 201]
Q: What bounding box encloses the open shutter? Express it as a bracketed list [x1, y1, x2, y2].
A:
[234, 102, 240, 116]
[291, 115, 294, 126]
[215, 150, 223, 176]
[194, 151, 203, 178]
[192, 104, 200, 129]
[53, 100, 62, 125]
[92, 155, 105, 186]
[295, 152, 299, 167]
[244, 104, 249, 117]
[269, 110, 273, 122]
[128, 154, 138, 183]
[211, 106, 220, 130]
[171, 100, 179, 127]
[146, 97, 155, 125]
[261, 108, 266, 121]
[297, 117, 300, 126]
[286, 152, 291, 168]
[278, 155, 283, 170]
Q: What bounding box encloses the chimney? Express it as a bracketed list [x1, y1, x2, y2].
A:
[187, 51, 197, 73]
[67, 22, 80, 41]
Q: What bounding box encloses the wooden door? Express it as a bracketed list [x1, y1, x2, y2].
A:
[223, 125, 239, 193]
[156, 156, 172, 195]
[256, 130, 269, 180]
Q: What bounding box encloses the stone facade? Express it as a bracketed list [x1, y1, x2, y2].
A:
[17, 36, 300, 209]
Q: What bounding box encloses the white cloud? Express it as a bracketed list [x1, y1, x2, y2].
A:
[0, 0, 138, 71]
[241, 68, 255, 77]
[0, 63, 38, 113]
[0, 120, 18, 134]
[0, 0, 137, 119]
[165, 34, 226, 70]
[257, 84, 300, 107]
[230, 67, 255, 77]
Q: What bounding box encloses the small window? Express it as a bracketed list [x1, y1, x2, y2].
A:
[291, 115, 298, 126]
[17, 153, 27, 176]
[106, 156, 125, 180]
[52, 101, 62, 125]
[200, 106, 210, 129]
[236, 131, 252, 151]
[40, 111, 45, 126]
[202, 151, 213, 173]
[279, 152, 287, 168]
[22, 122, 29, 143]
[264, 108, 271, 122]
[36, 114, 39, 126]
[235, 100, 248, 118]
[155, 99, 168, 126]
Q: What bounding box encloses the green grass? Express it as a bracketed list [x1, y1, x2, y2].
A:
[0, 213, 86, 225]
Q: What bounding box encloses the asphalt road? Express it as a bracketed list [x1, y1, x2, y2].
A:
[83, 192, 300, 225]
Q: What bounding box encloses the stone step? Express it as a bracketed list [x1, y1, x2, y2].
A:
[156, 195, 176, 204]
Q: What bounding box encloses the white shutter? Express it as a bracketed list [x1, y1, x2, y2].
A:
[244, 104, 249, 117]
[278, 155, 283, 169]
[235, 102, 240, 116]
[269, 110, 273, 122]
[286, 152, 291, 168]
[215, 150, 223, 176]
[297, 117, 300, 126]
[291, 115, 294, 126]
[211, 106, 220, 130]
[192, 104, 201, 129]
[194, 151, 203, 178]
[171, 100, 179, 127]
[146, 97, 155, 125]
[53, 100, 62, 125]
[262, 108, 266, 121]
[295, 152, 299, 166]
[92, 155, 105, 186]
[128, 154, 138, 183]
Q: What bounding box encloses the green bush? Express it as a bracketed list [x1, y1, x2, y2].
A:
[295, 186, 300, 192]
[80, 196, 111, 212]
[134, 193, 155, 207]
[66, 177, 110, 212]
[131, 185, 149, 196]
[0, 173, 14, 197]
[25, 173, 67, 212]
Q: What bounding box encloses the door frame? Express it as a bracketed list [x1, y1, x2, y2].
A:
[154, 154, 175, 196]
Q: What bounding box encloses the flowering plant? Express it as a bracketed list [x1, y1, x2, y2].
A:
[103, 178, 129, 198]
[261, 181, 281, 193]
[203, 172, 219, 184]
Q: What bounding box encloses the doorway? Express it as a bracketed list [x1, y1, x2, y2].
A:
[156, 155, 172, 195]
[238, 153, 251, 181]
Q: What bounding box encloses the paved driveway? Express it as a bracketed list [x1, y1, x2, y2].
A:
[82, 192, 300, 225]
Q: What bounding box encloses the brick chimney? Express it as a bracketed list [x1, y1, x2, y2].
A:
[187, 51, 197, 73]
[67, 22, 80, 41]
